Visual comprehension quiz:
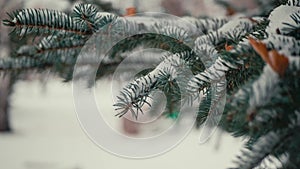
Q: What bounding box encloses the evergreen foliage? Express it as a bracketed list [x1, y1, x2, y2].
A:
[1, 0, 300, 168]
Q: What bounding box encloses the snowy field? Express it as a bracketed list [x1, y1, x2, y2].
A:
[0, 79, 243, 169]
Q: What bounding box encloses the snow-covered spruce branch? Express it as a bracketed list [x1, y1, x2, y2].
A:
[198, 76, 226, 128]
[250, 57, 300, 125]
[1, 34, 89, 75]
[283, 12, 300, 38]
[186, 17, 267, 93]
[16, 35, 87, 62]
[287, 0, 300, 7]
[153, 25, 191, 44]
[232, 111, 300, 169]
[223, 53, 300, 152]
[114, 51, 192, 118]
[187, 57, 233, 93]
[183, 17, 228, 35]
[0, 57, 51, 72]
[262, 34, 300, 56]
[194, 44, 219, 67]
[3, 8, 90, 37]
[190, 49, 256, 98]
[2, 4, 117, 37]
[231, 131, 289, 169]
[190, 3, 300, 144]
[72, 3, 101, 32]
[186, 17, 266, 94]
[112, 15, 269, 118]
[227, 66, 281, 126]
[35, 35, 87, 62]
[266, 4, 300, 39]
[194, 17, 264, 46]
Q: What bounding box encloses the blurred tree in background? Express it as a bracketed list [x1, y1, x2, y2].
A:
[0, 0, 25, 131]
[0, 0, 118, 132]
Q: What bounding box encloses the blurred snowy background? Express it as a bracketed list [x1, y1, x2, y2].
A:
[0, 79, 243, 169]
[0, 0, 249, 169]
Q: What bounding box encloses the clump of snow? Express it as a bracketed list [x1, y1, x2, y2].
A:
[266, 5, 300, 35]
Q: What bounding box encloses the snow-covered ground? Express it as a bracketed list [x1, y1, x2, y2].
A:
[0, 79, 243, 169]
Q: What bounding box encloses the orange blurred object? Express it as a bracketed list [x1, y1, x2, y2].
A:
[248, 37, 269, 60]
[268, 50, 289, 77]
[226, 6, 236, 16]
[225, 43, 234, 51]
[125, 7, 136, 16]
[249, 37, 289, 77]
